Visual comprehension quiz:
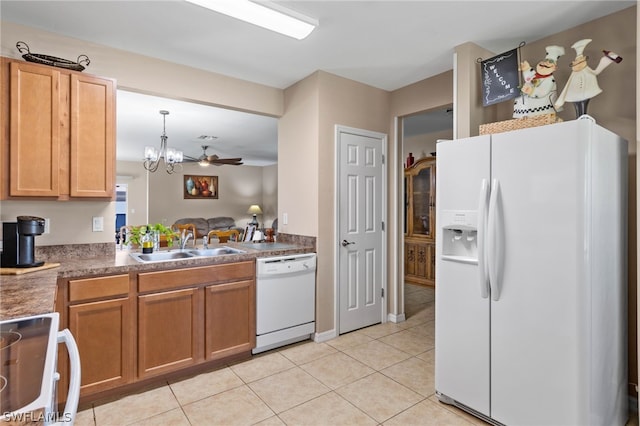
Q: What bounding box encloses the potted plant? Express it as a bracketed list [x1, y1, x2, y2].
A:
[152, 223, 178, 248]
[125, 224, 179, 249]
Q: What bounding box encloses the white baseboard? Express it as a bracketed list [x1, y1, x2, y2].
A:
[388, 312, 406, 323]
[314, 328, 337, 343]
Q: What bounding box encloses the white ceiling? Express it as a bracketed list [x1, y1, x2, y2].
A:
[116, 90, 279, 165]
[1, 1, 633, 165]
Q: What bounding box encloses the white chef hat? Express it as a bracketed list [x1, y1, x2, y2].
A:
[544, 45, 565, 62]
[571, 39, 592, 57]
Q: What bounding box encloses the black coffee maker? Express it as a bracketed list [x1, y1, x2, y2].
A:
[1, 216, 45, 268]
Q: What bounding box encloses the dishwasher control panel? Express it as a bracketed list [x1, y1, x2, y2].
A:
[256, 253, 316, 277]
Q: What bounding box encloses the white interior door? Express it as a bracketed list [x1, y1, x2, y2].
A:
[337, 126, 386, 334]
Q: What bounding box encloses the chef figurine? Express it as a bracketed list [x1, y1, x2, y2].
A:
[513, 45, 565, 118]
[555, 38, 623, 118]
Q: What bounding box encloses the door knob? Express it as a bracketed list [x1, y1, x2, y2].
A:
[341, 239, 355, 247]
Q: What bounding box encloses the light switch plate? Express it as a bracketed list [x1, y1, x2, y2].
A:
[92, 216, 104, 232]
[283, 213, 288, 225]
[43, 218, 50, 234]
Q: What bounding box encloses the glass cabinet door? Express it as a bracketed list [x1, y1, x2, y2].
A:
[403, 176, 408, 235]
[411, 165, 433, 238]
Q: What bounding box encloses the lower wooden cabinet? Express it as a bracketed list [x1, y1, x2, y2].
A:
[404, 240, 435, 286]
[57, 261, 256, 403]
[63, 274, 133, 396]
[138, 287, 201, 379]
[69, 297, 133, 394]
[205, 280, 255, 361]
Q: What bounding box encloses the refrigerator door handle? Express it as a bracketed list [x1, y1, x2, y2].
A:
[477, 178, 490, 298]
[487, 178, 504, 301]
[55, 329, 81, 425]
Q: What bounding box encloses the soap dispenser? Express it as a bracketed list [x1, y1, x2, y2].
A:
[141, 225, 153, 254]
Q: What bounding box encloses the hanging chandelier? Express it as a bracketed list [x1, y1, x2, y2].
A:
[143, 110, 183, 174]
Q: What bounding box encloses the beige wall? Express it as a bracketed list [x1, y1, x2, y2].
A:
[279, 71, 390, 333]
[0, 22, 283, 118]
[262, 164, 278, 229]
[403, 129, 453, 161]
[453, 42, 498, 139]
[116, 161, 278, 231]
[278, 73, 320, 237]
[116, 161, 149, 229]
[148, 162, 271, 228]
[0, 201, 116, 245]
[317, 71, 390, 332]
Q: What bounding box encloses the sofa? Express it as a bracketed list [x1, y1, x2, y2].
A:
[173, 217, 242, 238]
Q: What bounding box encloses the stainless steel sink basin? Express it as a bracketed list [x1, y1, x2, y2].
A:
[130, 251, 197, 263]
[129, 246, 245, 263]
[188, 247, 245, 256]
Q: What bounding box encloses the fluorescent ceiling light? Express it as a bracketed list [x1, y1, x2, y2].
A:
[185, 0, 318, 40]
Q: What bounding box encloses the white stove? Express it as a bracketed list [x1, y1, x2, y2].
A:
[0, 313, 80, 425]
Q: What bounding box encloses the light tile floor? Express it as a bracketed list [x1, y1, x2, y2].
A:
[74, 284, 638, 425]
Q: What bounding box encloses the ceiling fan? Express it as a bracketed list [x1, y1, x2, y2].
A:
[184, 145, 243, 166]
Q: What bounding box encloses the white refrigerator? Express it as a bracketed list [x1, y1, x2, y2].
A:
[434, 117, 628, 426]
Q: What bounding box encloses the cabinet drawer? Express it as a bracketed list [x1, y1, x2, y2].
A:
[138, 261, 254, 293]
[69, 274, 130, 302]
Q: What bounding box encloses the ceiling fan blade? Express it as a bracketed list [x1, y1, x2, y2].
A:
[209, 159, 244, 165]
[211, 157, 242, 162]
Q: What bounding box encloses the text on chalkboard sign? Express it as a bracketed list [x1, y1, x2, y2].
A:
[480, 48, 520, 107]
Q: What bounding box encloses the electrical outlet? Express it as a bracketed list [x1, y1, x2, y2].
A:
[283, 213, 288, 225]
[92, 216, 104, 232]
[44, 218, 50, 234]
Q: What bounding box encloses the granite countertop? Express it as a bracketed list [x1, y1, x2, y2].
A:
[0, 236, 315, 321]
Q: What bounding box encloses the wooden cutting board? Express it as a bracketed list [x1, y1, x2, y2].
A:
[0, 262, 60, 275]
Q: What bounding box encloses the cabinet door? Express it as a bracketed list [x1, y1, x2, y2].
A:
[69, 73, 115, 197]
[411, 164, 435, 239]
[426, 243, 436, 281]
[9, 61, 60, 196]
[205, 280, 255, 361]
[416, 244, 428, 279]
[405, 242, 417, 278]
[138, 288, 202, 379]
[68, 297, 133, 396]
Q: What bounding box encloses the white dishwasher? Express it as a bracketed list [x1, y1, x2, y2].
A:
[254, 253, 316, 354]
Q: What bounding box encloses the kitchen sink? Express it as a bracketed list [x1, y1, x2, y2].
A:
[129, 246, 246, 263]
[129, 251, 196, 263]
[187, 247, 245, 256]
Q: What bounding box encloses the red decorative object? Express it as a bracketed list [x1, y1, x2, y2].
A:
[406, 153, 415, 168]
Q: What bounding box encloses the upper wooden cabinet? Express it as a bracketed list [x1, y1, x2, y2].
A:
[1, 58, 116, 199]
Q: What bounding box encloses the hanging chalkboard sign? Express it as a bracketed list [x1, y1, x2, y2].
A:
[480, 48, 520, 107]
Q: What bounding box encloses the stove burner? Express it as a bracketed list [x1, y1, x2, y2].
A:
[0, 375, 6, 393]
[0, 331, 21, 349]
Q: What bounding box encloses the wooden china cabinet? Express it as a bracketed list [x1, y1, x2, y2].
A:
[404, 157, 436, 287]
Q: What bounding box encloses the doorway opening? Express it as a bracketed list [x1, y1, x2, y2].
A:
[115, 184, 128, 243]
[399, 106, 452, 316]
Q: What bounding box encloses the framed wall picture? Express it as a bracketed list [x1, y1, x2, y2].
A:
[243, 225, 256, 242]
[184, 175, 218, 199]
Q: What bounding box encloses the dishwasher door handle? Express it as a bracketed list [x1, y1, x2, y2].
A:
[341, 239, 355, 247]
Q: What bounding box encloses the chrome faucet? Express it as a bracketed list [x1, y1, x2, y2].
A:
[180, 230, 193, 250]
[203, 236, 208, 250]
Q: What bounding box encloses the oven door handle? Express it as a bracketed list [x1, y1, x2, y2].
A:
[54, 329, 80, 425]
